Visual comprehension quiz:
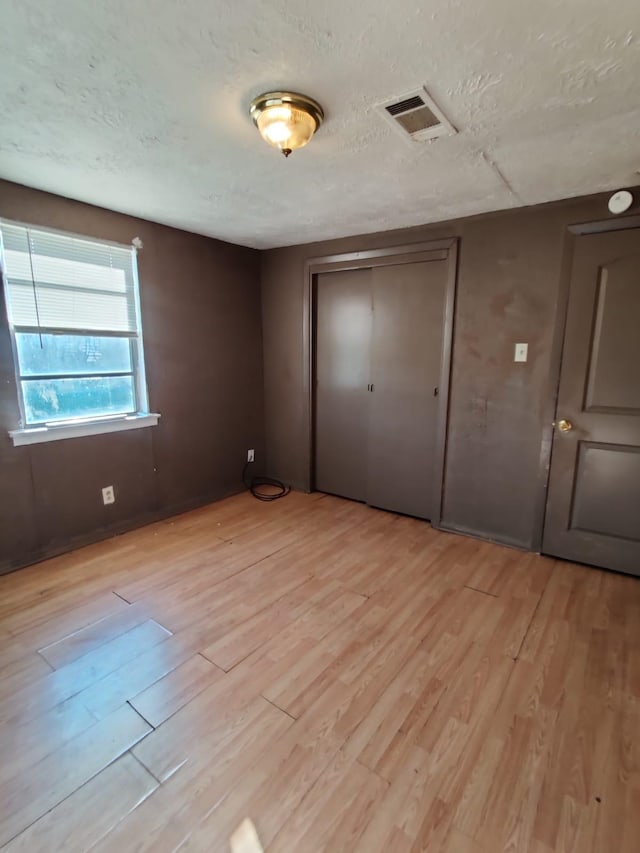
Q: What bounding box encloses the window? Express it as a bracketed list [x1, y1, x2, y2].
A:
[0, 221, 158, 445]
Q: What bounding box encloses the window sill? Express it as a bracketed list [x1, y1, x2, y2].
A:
[9, 413, 161, 446]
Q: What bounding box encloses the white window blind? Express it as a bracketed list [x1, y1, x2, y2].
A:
[1, 220, 153, 437]
[2, 223, 138, 333]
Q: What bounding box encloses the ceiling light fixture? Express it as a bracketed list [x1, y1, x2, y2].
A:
[250, 91, 324, 158]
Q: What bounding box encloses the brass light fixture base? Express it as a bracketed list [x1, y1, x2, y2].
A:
[250, 91, 324, 157]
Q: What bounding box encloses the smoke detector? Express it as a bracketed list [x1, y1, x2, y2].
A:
[608, 190, 633, 214]
[377, 87, 457, 144]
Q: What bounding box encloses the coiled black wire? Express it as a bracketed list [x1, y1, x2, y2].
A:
[242, 462, 291, 502]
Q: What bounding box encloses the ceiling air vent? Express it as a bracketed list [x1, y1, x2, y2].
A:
[378, 87, 456, 143]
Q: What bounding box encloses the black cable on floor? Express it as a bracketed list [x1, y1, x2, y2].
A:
[242, 462, 291, 502]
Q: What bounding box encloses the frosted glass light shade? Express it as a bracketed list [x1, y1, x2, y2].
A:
[250, 92, 324, 157]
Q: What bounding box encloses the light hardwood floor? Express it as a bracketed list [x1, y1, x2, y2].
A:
[0, 491, 638, 852]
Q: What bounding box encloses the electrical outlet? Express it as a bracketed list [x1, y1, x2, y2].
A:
[247, 449, 255, 463]
[102, 485, 115, 505]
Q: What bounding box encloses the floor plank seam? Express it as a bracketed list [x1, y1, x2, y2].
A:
[126, 699, 157, 731]
[354, 756, 392, 787]
[463, 585, 499, 598]
[195, 651, 226, 674]
[128, 748, 178, 786]
[345, 588, 370, 599]
[127, 748, 163, 786]
[511, 581, 548, 661]
[115, 541, 281, 605]
[206, 498, 314, 542]
[112, 590, 133, 605]
[397, 679, 453, 741]
[199, 649, 232, 673]
[193, 507, 384, 609]
[261, 694, 298, 721]
[195, 540, 306, 594]
[197, 574, 326, 673]
[34, 651, 55, 672]
[0, 748, 146, 850]
[84, 781, 162, 853]
[127, 751, 170, 786]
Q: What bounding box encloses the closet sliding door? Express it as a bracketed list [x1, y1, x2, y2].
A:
[315, 268, 372, 501]
[314, 252, 450, 521]
[367, 260, 446, 519]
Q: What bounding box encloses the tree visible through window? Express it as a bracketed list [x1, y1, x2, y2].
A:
[0, 222, 149, 426]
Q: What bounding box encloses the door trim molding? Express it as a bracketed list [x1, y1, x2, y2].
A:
[303, 238, 459, 527]
[535, 212, 640, 553]
[568, 213, 640, 235]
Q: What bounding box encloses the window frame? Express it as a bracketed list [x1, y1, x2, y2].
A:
[0, 219, 159, 445]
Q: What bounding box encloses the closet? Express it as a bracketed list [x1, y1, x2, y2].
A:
[314, 255, 449, 520]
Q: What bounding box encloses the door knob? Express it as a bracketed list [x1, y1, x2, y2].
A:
[554, 418, 573, 432]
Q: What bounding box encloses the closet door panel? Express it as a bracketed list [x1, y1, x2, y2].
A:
[315, 269, 372, 501]
[367, 260, 447, 519]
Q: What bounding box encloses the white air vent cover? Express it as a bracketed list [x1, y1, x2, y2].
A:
[378, 87, 456, 143]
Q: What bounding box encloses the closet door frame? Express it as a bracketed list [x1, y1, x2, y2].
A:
[304, 238, 459, 526]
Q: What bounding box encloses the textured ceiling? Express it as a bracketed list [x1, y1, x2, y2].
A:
[0, 0, 639, 249]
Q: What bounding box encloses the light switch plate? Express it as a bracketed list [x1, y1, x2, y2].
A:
[514, 343, 528, 363]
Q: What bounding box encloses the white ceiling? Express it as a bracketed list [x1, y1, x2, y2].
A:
[1, 1, 639, 249]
